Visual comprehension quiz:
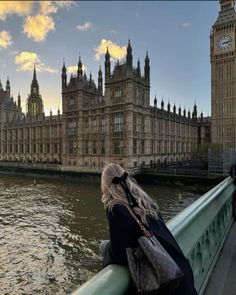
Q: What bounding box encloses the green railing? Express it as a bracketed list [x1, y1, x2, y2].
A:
[72, 177, 235, 295]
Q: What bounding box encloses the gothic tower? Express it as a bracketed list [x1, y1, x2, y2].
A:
[211, 0, 236, 149]
[26, 66, 44, 117]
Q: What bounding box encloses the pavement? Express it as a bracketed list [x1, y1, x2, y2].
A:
[204, 221, 236, 295]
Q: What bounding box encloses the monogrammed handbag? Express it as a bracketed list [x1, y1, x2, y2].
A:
[125, 206, 183, 295]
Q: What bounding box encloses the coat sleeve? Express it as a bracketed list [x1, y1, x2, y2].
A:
[104, 204, 140, 266]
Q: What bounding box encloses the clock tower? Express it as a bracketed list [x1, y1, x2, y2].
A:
[211, 0, 236, 150]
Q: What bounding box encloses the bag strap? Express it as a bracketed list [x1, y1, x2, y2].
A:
[125, 205, 153, 237]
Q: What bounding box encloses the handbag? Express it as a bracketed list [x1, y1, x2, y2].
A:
[125, 206, 184, 295]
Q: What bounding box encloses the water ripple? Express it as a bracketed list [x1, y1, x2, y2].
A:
[0, 174, 212, 294]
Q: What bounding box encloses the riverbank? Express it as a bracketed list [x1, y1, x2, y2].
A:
[0, 161, 224, 186]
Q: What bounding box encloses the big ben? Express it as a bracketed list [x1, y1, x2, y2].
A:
[211, 0, 236, 150]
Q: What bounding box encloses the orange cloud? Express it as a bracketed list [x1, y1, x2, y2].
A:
[95, 39, 126, 61]
[23, 14, 55, 42]
[39, 1, 58, 15]
[0, 31, 12, 49]
[15, 51, 57, 74]
[0, 1, 33, 20]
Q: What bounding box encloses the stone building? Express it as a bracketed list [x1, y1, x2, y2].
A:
[0, 41, 204, 172]
[211, 0, 236, 150]
[0, 68, 62, 164]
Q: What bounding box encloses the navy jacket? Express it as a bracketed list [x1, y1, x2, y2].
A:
[103, 204, 197, 295]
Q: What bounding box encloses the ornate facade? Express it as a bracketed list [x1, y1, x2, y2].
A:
[0, 41, 204, 172]
[211, 0, 236, 150]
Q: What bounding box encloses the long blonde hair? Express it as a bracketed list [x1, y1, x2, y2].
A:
[101, 163, 159, 224]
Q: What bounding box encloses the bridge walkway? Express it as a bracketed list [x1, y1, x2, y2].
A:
[204, 222, 236, 295]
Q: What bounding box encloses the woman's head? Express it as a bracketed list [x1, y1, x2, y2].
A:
[101, 163, 159, 223]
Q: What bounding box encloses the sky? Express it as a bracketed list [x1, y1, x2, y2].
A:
[0, 1, 219, 116]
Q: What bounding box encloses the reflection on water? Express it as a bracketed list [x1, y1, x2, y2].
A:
[0, 174, 212, 294]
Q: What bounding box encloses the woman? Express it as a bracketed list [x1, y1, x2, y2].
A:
[101, 163, 197, 295]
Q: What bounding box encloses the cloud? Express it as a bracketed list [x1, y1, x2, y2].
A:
[0, 1, 33, 20]
[182, 22, 191, 27]
[56, 1, 74, 9]
[15, 51, 57, 73]
[76, 22, 95, 31]
[23, 14, 55, 42]
[67, 64, 87, 73]
[95, 39, 126, 61]
[0, 31, 12, 49]
[109, 30, 119, 34]
[39, 1, 58, 15]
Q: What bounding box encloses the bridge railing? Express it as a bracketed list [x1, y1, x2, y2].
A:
[72, 177, 235, 295]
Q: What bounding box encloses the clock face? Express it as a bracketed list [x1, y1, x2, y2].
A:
[217, 35, 233, 50]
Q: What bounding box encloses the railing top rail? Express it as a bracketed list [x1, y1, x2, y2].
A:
[167, 176, 233, 237]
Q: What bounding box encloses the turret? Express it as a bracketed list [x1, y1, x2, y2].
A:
[30, 65, 39, 95]
[6, 76, 10, 99]
[126, 39, 133, 69]
[154, 95, 157, 108]
[137, 59, 141, 77]
[18, 92, 21, 109]
[98, 65, 103, 96]
[178, 105, 181, 115]
[83, 71, 87, 81]
[144, 52, 150, 83]
[192, 102, 197, 119]
[105, 47, 111, 81]
[161, 98, 164, 110]
[173, 104, 176, 114]
[167, 101, 170, 112]
[77, 56, 83, 79]
[62, 60, 67, 88]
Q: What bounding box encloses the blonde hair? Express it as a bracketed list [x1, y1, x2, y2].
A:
[101, 163, 159, 224]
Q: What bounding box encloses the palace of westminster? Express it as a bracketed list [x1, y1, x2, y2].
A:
[2, 0, 235, 172]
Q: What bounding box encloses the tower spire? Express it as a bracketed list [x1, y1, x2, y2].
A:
[77, 55, 83, 79]
[105, 47, 111, 81]
[126, 39, 133, 68]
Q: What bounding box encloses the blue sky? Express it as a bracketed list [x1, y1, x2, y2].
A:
[0, 1, 219, 115]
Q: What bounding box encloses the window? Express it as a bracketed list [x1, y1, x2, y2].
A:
[68, 142, 73, 154]
[141, 140, 145, 154]
[133, 139, 137, 155]
[141, 115, 145, 133]
[54, 143, 58, 153]
[114, 89, 122, 98]
[67, 120, 76, 135]
[101, 117, 105, 132]
[112, 114, 123, 132]
[68, 121, 76, 128]
[93, 140, 96, 154]
[84, 118, 89, 132]
[69, 96, 75, 107]
[85, 141, 89, 155]
[101, 140, 105, 154]
[113, 140, 123, 154]
[133, 114, 137, 132]
[92, 118, 97, 132]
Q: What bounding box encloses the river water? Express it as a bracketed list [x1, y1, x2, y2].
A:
[0, 174, 212, 295]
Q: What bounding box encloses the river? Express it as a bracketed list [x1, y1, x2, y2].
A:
[0, 174, 213, 294]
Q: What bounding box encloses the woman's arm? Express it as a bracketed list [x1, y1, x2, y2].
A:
[105, 204, 139, 266]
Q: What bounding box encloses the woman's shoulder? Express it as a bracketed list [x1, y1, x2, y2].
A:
[106, 204, 136, 224]
[107, 203, 130, 217]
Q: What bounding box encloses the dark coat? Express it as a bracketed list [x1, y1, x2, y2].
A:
[103, 204, 197, 295]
